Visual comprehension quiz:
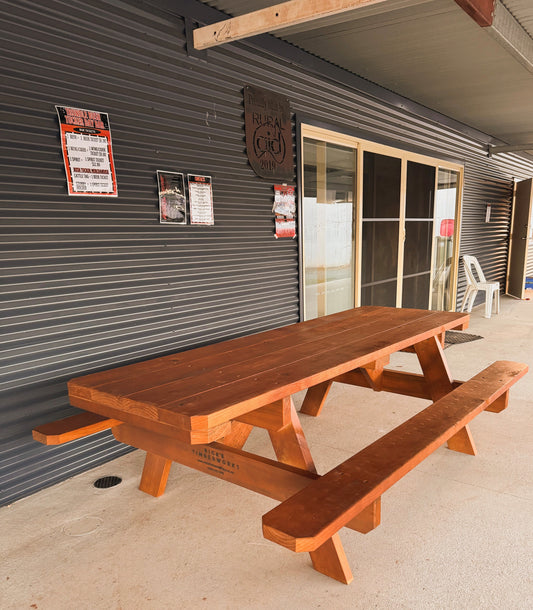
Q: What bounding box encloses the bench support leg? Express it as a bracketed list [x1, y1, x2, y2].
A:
[139, 453, 172, 497]
[447, 425, 477, 456]
[309, 533, 353, 585]
[415, 336, 477, 456]
[300, 380, 333, 417]
[269, 398, 317, 473]
[346, 497, 381, 533]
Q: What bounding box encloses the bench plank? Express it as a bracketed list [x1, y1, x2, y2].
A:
[262, 360, 528, 552]
[32, 412, 122, 445]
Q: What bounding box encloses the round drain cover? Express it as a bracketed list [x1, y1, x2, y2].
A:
[93, 476, 122, 489]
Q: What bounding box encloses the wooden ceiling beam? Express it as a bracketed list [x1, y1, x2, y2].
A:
[454, 0, 495, 27]
[193, 0, 392, 50]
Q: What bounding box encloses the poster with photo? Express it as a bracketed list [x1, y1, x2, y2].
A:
[272, 184, 296, 217]
[188, 174, 214, 225]
[56, 106, 117, 196]
[157, 171, 187, 224]
[273, 184, 296, 238]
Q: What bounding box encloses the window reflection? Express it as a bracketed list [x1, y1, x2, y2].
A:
[431, 169, 459, 310]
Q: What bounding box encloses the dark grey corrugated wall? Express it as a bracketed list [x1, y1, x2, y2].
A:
[1, 0, 532, 506]
[0, 0, 301, 505]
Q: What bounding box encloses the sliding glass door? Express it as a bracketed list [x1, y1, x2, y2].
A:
[301, 126, 462, 319]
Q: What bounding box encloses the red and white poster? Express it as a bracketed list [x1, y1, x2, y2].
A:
[275, 217, 296, 238]
[273, 184, 296, 238]
[56, 106, 118, 196]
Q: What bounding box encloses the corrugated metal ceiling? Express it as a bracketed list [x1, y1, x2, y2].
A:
[201, 0, 533, 157]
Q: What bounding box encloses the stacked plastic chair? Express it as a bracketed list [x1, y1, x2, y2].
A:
[460, 255, 500, 318]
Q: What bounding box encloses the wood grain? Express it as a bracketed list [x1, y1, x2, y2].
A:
[32, 412, 122, 445]
[113, 424, 319, 502]
[68, 308, 470, 433]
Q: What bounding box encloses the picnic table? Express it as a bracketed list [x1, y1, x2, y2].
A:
[33, 306, 527, 584]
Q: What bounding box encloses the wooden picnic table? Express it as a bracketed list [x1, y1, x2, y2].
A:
[34, 306, 528, 584]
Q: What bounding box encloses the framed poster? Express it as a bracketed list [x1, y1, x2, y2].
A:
[188, 174, 214, 225]
[56, 105, 117, 196]
[157, 171, 187, 224]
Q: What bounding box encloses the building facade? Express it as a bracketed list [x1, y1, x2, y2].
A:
[1, 0, 532, 505]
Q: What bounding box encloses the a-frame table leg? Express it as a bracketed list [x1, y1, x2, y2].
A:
[300, 380, 333, 416]
[139, 452, 172, 497]
[268, 397, 317, 473]
[414, 335, 477, 455]
[268, 397, 353, 581]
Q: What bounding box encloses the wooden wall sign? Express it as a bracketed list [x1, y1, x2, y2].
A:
[244, 85, 293, 181]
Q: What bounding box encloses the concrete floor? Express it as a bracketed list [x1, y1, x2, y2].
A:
[2, 296, 533, 609]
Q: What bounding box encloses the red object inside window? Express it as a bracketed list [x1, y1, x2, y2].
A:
[440, 219, 454, 237]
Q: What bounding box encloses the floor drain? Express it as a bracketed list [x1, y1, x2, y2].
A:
[93, 476, 122, 489]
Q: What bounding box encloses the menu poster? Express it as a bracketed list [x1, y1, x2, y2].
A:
[188, 174, 214, 225]
[56, 106, 117, 196]
[157, 171, 187, 224]
[272, 184, 296, 217]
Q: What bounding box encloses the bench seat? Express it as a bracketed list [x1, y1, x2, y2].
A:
[32, 412, 121, 445]
[262, 360, 528, 553]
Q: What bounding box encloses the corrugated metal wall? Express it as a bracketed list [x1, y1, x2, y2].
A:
[527, 242, 533, 277]
[1, 0, 532, 506]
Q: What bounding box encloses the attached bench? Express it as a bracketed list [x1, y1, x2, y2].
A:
[32, 412, 121, 445]
[262, 361, 527, 562]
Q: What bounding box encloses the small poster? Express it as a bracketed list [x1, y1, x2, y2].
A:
[56, 105, 117, 196]
[273, 184, 296, 217]
[188, 174, 214, 225]
[157, 171, 187, 224]
[275, 218, 296, 239]
[273, 184, 296, 239]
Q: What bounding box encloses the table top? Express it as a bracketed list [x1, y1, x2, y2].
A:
[68, 306, 468, 433]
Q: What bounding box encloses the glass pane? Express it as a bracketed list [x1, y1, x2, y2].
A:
[361, 280, 397, 307]
[361, 151, 401, 307]
[406, 161, 435, 218]
[363, 152, 401, 218]
[431, 169, 459, 310]
[362, 221, 399, 284]
[403, 221, 433, 276]
[402, 274, 431, 309]
[303, 138, 356, 319]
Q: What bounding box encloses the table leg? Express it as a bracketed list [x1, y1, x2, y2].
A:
[300, 380, 333, 416]
[219, 421, 253, 449]
[268, 397, 317, 473]
[414, 335, 476, 455]
[309, 533, 353, 584]
[267, 398, 355, 580]
[139, 452, 172, 497]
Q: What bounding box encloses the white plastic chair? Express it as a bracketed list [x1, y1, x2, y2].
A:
[460, 255, 500, 318]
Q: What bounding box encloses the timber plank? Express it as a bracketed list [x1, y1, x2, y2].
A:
[69, 309, 469, 431]
[32, 412, 121, 445]
[69, 307, 382, 396]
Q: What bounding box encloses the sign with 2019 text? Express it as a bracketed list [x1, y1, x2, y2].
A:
[56, 105, 118, 196]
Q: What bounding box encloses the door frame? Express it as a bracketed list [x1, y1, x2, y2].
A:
[299, 123, 464, 318]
